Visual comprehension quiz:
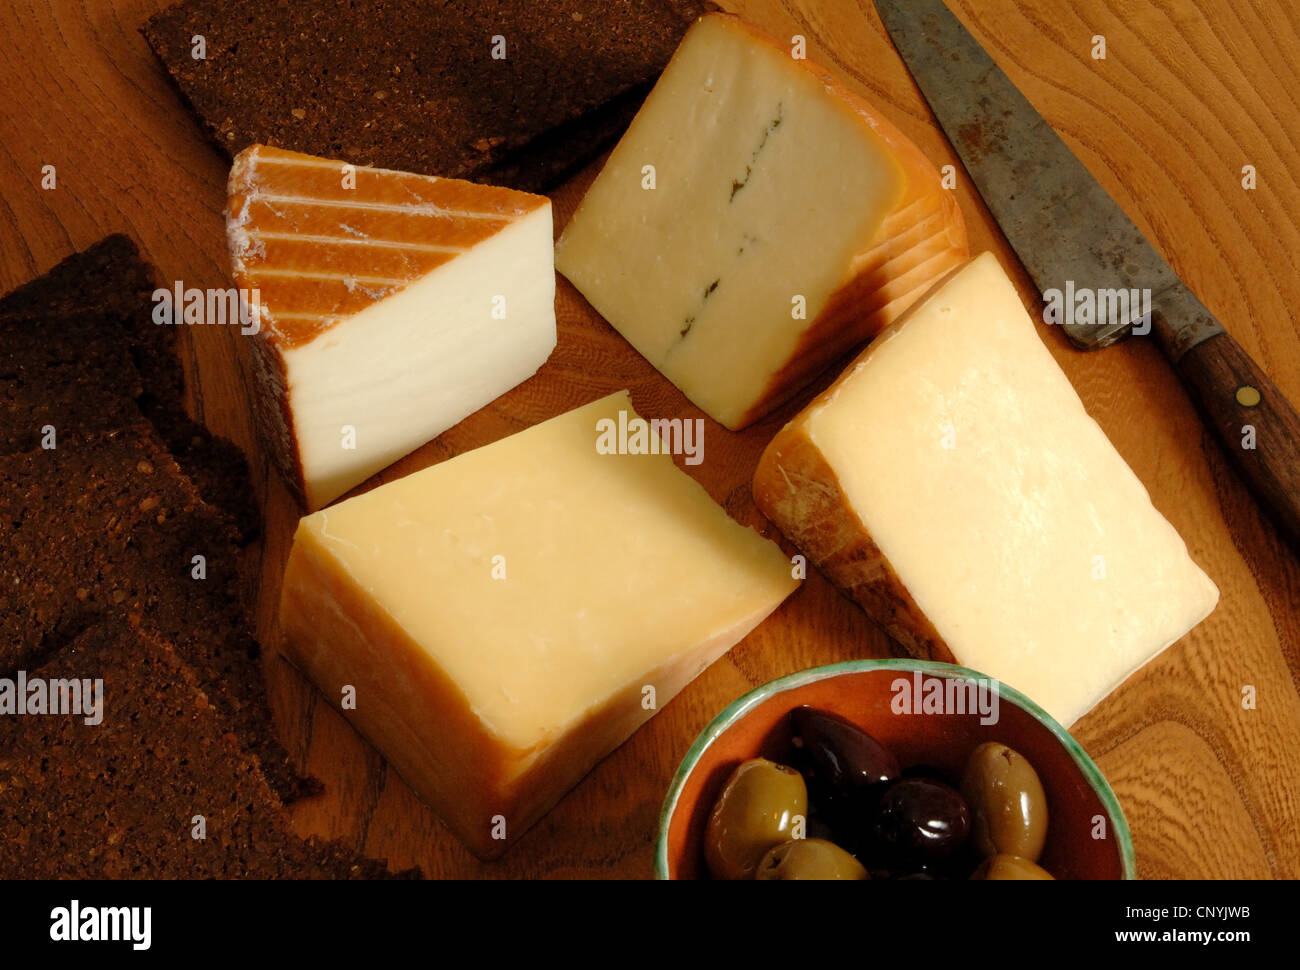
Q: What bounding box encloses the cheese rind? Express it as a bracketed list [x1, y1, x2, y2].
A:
[280, 391, 799, 857]
[555, 13, 967, 430]
[753, 254, 1219, 727]
[228, 145, 556, 510]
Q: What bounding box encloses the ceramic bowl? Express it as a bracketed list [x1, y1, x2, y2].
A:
[656, 658, 1135, 879]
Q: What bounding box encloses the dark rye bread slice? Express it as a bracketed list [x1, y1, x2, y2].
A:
[0, 235, 156, 321]
[0, 424, 311, 801]
[148, 412, 261, 547]
[0, 236, 258, 542]
[474, 83, 650, 192]
[0, 311, 146, 454]
[0, 621, 416, 878]
[0, 421, 245, 664]
[142, 0, 707, 193]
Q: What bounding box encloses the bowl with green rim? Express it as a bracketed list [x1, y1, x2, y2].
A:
[655, 659, 1135, 879]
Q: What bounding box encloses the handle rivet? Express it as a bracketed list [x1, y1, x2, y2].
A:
[1235, 385, 1262, 408]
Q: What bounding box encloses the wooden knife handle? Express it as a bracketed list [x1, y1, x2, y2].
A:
[1168, 322, 1300, 550]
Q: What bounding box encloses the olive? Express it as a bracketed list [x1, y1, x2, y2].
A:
[872, 777, 970, 862]
[791, 707, 900, 795]
[755, 839, 868, 880]
[704, 758, 807, 880]
[960, 742, 1048, 861]
[971, 854, 1054, 880]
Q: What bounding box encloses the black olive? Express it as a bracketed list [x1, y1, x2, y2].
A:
[872, 777, 971, 863]
[791, 707, 901, 797]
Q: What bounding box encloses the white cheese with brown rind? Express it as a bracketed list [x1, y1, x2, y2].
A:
[754, 253, 1218, 726]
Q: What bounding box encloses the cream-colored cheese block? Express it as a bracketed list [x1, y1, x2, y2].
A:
[753, 253, 1218, 727]
[280, 391, 799, 857]
[555, 13, 967, 430]
[228, 145, 556, 511]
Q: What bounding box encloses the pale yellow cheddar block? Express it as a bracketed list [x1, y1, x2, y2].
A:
[754, 254, 1219, 726]
[281, 391, 799, 857]
[555, 13, 967, 430]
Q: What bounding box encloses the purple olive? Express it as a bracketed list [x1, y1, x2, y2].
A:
[790, 707, 901, 797]
[873, 777, 971, 862]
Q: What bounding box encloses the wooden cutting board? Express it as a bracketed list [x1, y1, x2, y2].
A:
[1, 0, 1297, 879]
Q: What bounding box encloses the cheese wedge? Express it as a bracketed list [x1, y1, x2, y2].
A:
[555, 13, 967, 430]
[753, 254, 1219, 727]
[227, 145, 556, 510]
[280, 391, 799, 857]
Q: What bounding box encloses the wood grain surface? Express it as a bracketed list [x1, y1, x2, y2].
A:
[1, 0, 1297, 879]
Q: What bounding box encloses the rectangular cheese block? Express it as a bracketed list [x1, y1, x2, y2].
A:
[228, 145, 556, 510]
[555, 13, 967, 430]
[280, 391, 799, 857]
[753, 253, 1219, 727]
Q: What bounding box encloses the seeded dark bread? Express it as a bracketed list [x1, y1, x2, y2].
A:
[0, 424, 310, 800]
[474, 84, 650, 192]
[141, 0, 707, 193]
[0, 311, 146, 454]
[151, 412, 261, 545]
[0, 236, 258, 541]
[0, 234, 156, 321]
[0, 621, 415, 879]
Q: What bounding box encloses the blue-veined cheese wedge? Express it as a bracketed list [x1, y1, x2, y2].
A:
[556, 13, 968, 430]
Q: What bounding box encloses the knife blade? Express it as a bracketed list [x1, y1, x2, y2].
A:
[873, 0, 1300, 550]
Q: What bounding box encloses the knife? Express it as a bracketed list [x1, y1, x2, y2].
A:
[873, 0, 1300, 550]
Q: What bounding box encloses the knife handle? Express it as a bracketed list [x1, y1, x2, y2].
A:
[1166, 319, 1300, 550]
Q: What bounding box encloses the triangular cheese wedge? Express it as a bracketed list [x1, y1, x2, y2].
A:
[227, 145, 556, 510]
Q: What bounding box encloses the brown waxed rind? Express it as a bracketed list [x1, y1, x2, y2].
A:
[226, 144, 550, 350]
[226, 147, 307, 508]
[242, 323, 309, 508]
[753, 423, 956, 663]
[225, 143, 550, 510]
[709, 14, 969, 430]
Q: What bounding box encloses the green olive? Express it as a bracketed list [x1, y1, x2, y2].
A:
[755, 839, 868, 880]
[960, 742, 1048, 861]
[704, 758, 807, 880]
[971, 853, 1055, 880]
